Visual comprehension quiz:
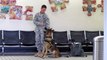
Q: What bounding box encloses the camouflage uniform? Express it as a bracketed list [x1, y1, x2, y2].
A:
[33, 12, 50, 52]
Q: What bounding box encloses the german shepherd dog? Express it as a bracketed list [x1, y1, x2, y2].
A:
[39, 28, 61, 58]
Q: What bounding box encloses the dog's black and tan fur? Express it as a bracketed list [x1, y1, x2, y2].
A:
[39, 28, 61, 58]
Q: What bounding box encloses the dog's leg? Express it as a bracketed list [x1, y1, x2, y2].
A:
[39, 45, 46, 58]
[42, 45, 48, 58]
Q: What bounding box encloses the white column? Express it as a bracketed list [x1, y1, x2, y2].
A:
[104, 0, 107, 60]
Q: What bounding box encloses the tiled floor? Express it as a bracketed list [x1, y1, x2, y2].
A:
[0, 55, 93, 60]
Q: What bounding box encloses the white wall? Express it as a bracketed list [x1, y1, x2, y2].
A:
[0, 0, 104, 31]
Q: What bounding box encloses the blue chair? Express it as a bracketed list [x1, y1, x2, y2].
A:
[3, 30, 21, 54]
[85, 31, 100, 45]
[85, 31, 100, 52]
[0, 30, 3, 54]
[100, 31, 104, 36]
[0, 30, 3, 45]
[53, 31, 69, 44]
[53, 31, 71, 56]
[70, 31, 85, 44]
[20, 31, 36, 53]
[70, 31, 86, 56]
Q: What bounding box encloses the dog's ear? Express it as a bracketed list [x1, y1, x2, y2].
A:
[52, 29, 54, 32]
[50, 28, 54, 32]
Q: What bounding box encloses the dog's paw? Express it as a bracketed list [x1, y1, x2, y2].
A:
[34, 53, 39, 57]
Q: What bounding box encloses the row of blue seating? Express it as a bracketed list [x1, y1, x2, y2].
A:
[0, 30, 103, 55]
[52, 31, 103, 53]
[53, 31, 103, 44]
[0, 30, 36, 55]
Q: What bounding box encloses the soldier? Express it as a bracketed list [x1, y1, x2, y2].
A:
[33, 5, 50, 57]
